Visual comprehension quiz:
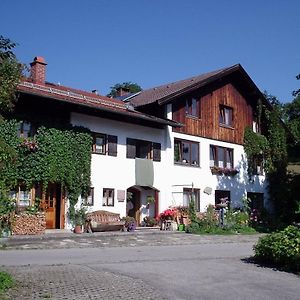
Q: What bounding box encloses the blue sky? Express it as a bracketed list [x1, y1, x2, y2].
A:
[1, 0, 299, 102]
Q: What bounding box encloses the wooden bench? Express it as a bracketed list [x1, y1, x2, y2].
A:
[85, 210, 125, 232]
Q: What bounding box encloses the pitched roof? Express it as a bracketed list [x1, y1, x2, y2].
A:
[129, 64, 244, 107]
[17, 79, 182, 127]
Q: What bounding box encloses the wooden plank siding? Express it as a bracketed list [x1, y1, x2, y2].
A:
[172, 83, 253, 145]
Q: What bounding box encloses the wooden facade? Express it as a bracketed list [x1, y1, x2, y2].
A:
[172, 82, 254, 145]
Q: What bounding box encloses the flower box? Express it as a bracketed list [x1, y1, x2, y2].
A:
[210, 166, 239, 176]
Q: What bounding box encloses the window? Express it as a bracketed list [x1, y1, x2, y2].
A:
[82, 187, 94, 206]
[9, 186, 32, 207]
[93, 133, 117, 156]
[185, 97, 199, 117]
[219, 105, 233, 127]
[103, 188, 114, 206]
[136, 140, 152, 159]
[126, 138, 161, 161]
[174, 139, 199, 166]
[252, 155, 264, 175]
[183, 188, 200, 212]
[247, 192, 264, 211]
[210, 145, 233, 169]
[18, 121, 34, 138]
[215, 190, 230, 209]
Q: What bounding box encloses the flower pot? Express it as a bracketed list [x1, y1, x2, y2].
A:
[74, 225, 82, 234]
[178, 224, 185, 231]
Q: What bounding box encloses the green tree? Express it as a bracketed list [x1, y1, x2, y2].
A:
[0, 35, 23, 113]
[282, 74, 300, 163]
[107, 82, 142, 98]
[285, 75, 300, 142]
[0, 36, 23, 194]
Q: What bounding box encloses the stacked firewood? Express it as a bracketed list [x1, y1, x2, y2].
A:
[12, 212, 46, 235]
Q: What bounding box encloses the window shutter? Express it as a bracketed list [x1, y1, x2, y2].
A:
[126, 138, 136, 159]
[153, 142, 161, 162]
[108, 135, 118, 156]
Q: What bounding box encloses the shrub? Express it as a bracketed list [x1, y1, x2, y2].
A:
[121, 216, 136, 231]
[254, 225, 300, 272]
[186, 205, 256, 234]
[225, 209, 249, 230]
[185, 221, 200, 233]
[143, 216, 157, 227]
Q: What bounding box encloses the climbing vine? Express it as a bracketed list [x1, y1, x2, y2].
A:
[244, 102, 291, 221]
[244, 126, 270, 175]
[0, 119, 93, 220]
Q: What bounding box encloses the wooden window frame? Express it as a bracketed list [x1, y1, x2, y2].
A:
[18, 121, 34, 138]
[219, 105, 233, 127]
[174, 138, 199, 167]
[92, 133, 118, 156]
[185, 97, 200, 118]
[93, 133, 106, 154]
[103, 188, 114, 207]
[210, 145, 234, 169]
[183, 188, 200, 212]
[126, 138, 161, 162]
[82, 187, 94, 206]
[9, 186, 33, 207]
[252, 155, 264, 175]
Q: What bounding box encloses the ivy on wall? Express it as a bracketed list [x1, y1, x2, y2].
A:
[244, 103, 293, 221]
[0, 119, 93, 219]
[244, 126, 270, 175]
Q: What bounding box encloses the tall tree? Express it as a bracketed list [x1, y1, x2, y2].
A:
[285, 74, 300, 142]
[107, 82, 142, 98]
[0, 35, 23, 113]
[0, 36, 22, 189]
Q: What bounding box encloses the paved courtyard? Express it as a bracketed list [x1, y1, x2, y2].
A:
[1, 232, 299, 299]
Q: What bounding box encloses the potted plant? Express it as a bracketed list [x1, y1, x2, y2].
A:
[143, 216, 158, 227]
[70, 207, 87, 234]
[146, 195, 155, 209]
[121, 216, 136, 232]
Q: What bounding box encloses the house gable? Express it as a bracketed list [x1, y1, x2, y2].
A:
[172, 82, 254, 145]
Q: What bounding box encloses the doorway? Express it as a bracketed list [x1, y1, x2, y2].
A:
[127, 187, 141, 225]
[41, 183, 65, 229]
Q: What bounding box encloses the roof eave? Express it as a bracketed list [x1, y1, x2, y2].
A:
[17, 88, 182, 128]
[157, 64, 242, 106]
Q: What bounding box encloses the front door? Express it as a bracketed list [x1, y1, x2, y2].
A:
[127, 187, 141, 225]
[41, 183, 63, 229]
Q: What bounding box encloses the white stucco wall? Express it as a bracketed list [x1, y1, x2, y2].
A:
[68, 108, 268, 226]
[164, 104, 268, 212]
[70, 112, 167, 222]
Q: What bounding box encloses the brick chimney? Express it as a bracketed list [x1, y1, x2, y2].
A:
[30, 56, 47, 84]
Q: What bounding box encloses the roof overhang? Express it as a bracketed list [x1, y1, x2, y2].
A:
[17, 82, 183, 128]
[157, 64, 271, 108]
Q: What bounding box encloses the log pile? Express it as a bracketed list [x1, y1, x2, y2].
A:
[12, 212, 46, 235]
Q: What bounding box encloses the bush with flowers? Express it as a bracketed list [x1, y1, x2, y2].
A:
[20, 138, 38, 152]
[157, 208, 177, 221]
[186, 202, 257, 234]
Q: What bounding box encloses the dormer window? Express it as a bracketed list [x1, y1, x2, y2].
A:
[185, 97, 199, 118]
[219, 105, 233, 127]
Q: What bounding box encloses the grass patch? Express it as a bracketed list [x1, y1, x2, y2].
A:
[0, 271, 14, 296]
[186, 223, 257, 235]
